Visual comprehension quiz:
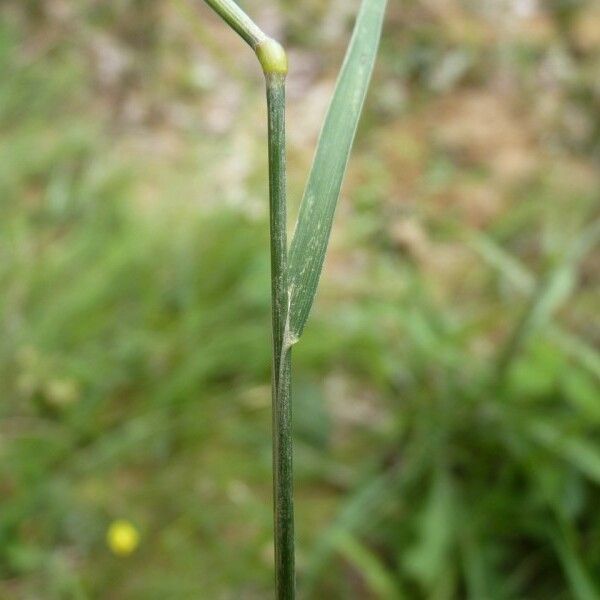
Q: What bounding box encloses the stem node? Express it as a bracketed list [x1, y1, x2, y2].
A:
[256, 38, 288, 76]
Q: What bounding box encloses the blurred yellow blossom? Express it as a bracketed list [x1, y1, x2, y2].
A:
[106, 520, 140, 556]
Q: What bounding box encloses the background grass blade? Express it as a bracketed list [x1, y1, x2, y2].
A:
[499, 221, 600, 373]
[551, 524, 600, 600]
[333, 530, 404, 599]
[496, 218, 600, 377]
[467, 230, 600, 379]
[287, 0, 387, 341]
[526, 420, 600, 485]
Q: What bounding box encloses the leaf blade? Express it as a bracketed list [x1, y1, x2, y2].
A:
[287, 0, 387, 340]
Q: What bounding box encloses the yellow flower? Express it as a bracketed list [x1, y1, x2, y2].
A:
[106, 520, 140, 556]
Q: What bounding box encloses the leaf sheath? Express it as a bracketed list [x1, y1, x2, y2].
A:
[266, 75, 295, 599]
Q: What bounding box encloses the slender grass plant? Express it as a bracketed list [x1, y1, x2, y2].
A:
[200, 1, 386, 596]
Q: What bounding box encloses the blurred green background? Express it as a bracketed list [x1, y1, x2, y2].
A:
[1, 0, 599, 598]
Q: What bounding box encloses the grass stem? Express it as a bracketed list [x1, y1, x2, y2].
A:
[266, 73, 295, 599]
[200, 1, 294, 595]
[202, 0, 266, 48]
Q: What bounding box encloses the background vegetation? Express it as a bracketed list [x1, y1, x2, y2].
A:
[1, 0, 599, 598]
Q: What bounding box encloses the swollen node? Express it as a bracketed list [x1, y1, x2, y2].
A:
[256, 38, 288, 76]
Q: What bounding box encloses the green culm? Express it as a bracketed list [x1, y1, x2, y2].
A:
[200, 0, 387, 597]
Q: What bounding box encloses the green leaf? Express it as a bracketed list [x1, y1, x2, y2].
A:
[496, 218, 600, 375]
[287, 0, 387, 341]
[551, 527, 600, 600]
[333, 531, 404, 599]
[468, 230, 600, 379]
[404, 469, 455, 592]
[303, 468, 400, 595]
[460, 533, 494, 600]
[527, 420, 600, 485]
[562, 368, 600, 421]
